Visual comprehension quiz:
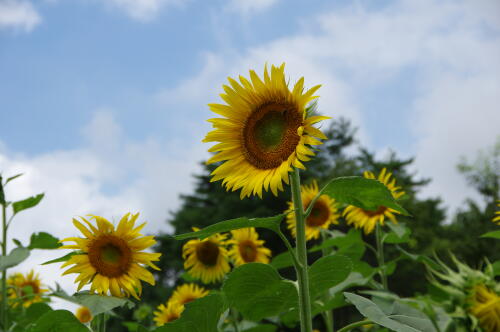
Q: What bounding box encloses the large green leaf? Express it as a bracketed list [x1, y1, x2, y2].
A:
[222, 263, 298, 321]
[153, 293, 225, 332]
[270, 251, 293, 270]
[173, 215, 285, 240]
[42, 252, 80, 265]
[12, 193, 44, 214]
[0, 247, 30, 270]
[29, 232, 61, 249]
[15, 303, 52, 330]
[309, 254, 352, 299]
[27, 309, 89, 332]
[384, 223, 411, 244]
[481, 230, 500, 239]
[321, 177, 409, 215]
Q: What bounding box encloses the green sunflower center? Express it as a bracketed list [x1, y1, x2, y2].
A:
[88, 235, 132, 278]
[238, 240, 257, 262]
[306, 199, 330, 227]
[101, 244, 122, 263]
[196, 240, 220, 266]
[254, 111, 286, 151]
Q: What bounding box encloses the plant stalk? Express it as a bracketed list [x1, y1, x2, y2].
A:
[2, 202, 8, 331]
[290, 168, 313, 332]
[320, 231, 334, 332]
[375, 223, 388, 290]
[337, 319, 373, 332]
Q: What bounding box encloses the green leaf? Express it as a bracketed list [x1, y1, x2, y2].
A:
[173, 215, 285, 240]
[0, 175, 5, 205]
[41, 252, 80, 265]
[5, 173, 23, 185]
[242, 325, 277, 332]
[492, 260, 500, 276]
[13, 238, 23, 247]
[396, 246, 441, 270]
[13, 193, 44, 214]
[481, 230, 500, 239]
[153, 293, 225, 332]
[17, 303, 52, 328]
[222, 263, 298, 321]
[0, 247, 30, 270]
[384, 223, 411, 244]
[73, 292, 134, 316]
[29, 232, 61, 249]
[309, 229, 363, 253]
[309, 254, 352, 299]
[27, 309, 89, 332]
[270, 251, 293, 270]
[123, 322, 149, 332]
[321, 177, 409, 215]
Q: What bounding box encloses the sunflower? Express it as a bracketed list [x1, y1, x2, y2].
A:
[168, 283, 209, 306]
[153, 301, 184, 326]
[286, 180, 340, 241]
[203, 63, 329, 199]
[343, 168, 405, 234]
[7, 270, 48, 308]
[60, 213, 161, 299]
[469, 284, 500, 332]
[493, 201, 500, 225]
[182, 231, 230, 284]
[75, 306, 92, 323]
[228, 228, 272, 266]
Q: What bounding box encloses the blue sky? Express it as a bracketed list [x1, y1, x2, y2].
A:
[0, 0, 499, 308]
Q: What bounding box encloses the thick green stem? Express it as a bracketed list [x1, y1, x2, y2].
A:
[97, 313, 107, 332]
[290, 168, 313, 332]
[375, 223, 388, 290]
[320, 231, 333, 332]
[337, 319, 373, 332]
[2, 202, 8, 331]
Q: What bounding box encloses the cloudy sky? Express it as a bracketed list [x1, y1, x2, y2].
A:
[1, 0, 499, 309]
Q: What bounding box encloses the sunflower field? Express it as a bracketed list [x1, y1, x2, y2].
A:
[0, 64, 499, 332]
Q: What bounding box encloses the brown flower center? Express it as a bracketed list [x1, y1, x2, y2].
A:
[238, 240, 258, 262]
[20, 281, 40, 297]
[195, 240, 220, 266]
[242, 102, 302, 169]
[306, 199, 330, 227]
[88, 235, 132, 278]
[363, 206, 387, 217]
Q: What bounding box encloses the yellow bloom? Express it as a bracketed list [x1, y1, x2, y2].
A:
[153, 301, 183, 326]
[75, 306, 92, 323]
[343, 168, 405, 234]
[228, 228, 272, 266]
[470, 284, 500, 332]
[204, 63, 329, 199]
[60, 213, 161, 299]
[182, 232, 230, 284]
[7, 270, 48, 308]
[493, 201, 500, 225]
[168, 283, 209, 306]
[286, 180, 340, 241]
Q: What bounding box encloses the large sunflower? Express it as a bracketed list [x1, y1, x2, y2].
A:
[343, 168, 405, 234]
[169, 283, 209, 306]
[228, 228, 271, 266]
[203, 63, 329, 199]
[286, 180, 340, 241]
[153, 301, 183, 326]
[182, 232, 230, 284]
[493, 201, 500, 225]
[60, 213, 161, 299]
[470, 284, 500, 332]
[7, 270, 48, 308]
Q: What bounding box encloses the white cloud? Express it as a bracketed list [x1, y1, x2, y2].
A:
[226, 0, 279, 15]
[105, 0, 185, 22]
[0, 0, 41, 32]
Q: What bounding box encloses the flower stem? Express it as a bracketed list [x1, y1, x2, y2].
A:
[337, 319, 373, 332]
[97, 313, 107, 332]
[320, 231, 333, 332]
[2, 201, 8, 331]
[375, 223, 388, 290]
[290, 168, 312, 332]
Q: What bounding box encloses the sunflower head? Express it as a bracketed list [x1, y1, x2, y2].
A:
[286, 180, 340, 241]
[75, 306, 92, 323]
[7, 270, 48, 308]
[493, 200, 500, 225]
[343, 168, 405, 234]
[153, 301, 184, 326]
[182, 232, 230, 284]
[469, 284, 500, 332]
[203, 63, 329, 199]
[169, 283, 209, 306]
[60, 213, 161, 299]
[228, 228, 272, 266]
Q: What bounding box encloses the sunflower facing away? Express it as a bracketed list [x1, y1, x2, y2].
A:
[286, 180, 340, 241]
[75, 306, 92, 324]
[493, 201, 500, 226]
[182, 231, 230, 284]
[7, 270, 48, 308]
[60, 213, 161, 299]
[203, 63, 329, 199]
[153, 301, 184, 326]
[343, 168, 405, 234]
[470, 284, 500, 332]
[228, 228, 272, 266]
[169, 283, 209, 306]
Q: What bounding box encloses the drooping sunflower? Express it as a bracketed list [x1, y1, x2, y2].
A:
[286, 180, 340, 241]
[75, 306, 92, 323]
[7, 270, 48, 308]
[470, 284, 500, 332]
[182, 231, 230, 284]
[168, 283, 209, 306]
[203, 63, 329, 199]
[228, 228, 272, 266]
[343, 168, 405, 234]
[153, 301, 183, 326]
[493, 201, 500, 225]
[60, 213, 161, 299]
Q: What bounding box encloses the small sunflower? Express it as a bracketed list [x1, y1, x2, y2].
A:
[228, 228, 272, 266]
[469, 284, 500, 332]
[75, 306, 92, 324]
[7, 270, 48, 308]
[204, 63, 329, 199]
[153, 301, 183, 326]
[493, 201, 500, 225]
[343, 168, 405, 234]
[182, 231, 230, 284]
[60, 213, 161, 299]
[286, 180, 340, 241]
[169, 283, 209, 306]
